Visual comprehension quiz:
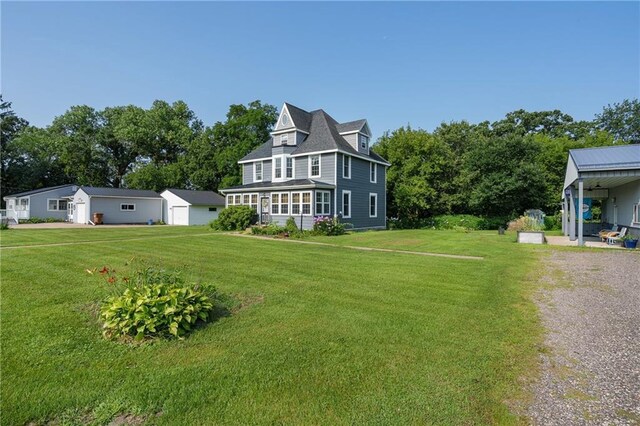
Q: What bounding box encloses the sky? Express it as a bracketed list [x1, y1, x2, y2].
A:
[2, 1, 639, 138]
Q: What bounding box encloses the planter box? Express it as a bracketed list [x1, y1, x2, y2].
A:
[517, 231, 545, 244]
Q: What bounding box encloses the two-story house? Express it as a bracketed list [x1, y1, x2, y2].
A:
[220, 103, 390, 230]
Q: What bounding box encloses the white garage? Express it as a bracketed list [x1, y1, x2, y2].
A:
[161, 189, 226, 226]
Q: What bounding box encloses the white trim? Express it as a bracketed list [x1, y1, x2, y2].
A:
[290, 148, 390, 166]
[315, 190, 331, 216]
[286, 156, 295, 179]
[254, 161, 263, 182]
[239, 156, 271, 164]
[272, 154, 294, 182]
[271, 128, 309, 136]
[221, 183, 334, 193]
[120, 203, 136, 211]
[369, 193, 378, 218]
[342, 190, 351, 219]
[309, 154, 321, 178]
[370, 162, 377, 183]
[342, 154, 351, 179]
[46, 198, 68, 212]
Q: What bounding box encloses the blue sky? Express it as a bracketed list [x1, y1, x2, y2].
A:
[2, 1, 639, 137]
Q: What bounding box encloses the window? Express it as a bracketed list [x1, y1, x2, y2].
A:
[369, 193, 378, 218]
[281, 193, 289, 214]
[120, 204, 136, 211]
[342, 190, 351, 218]
[208, 207, 217, 212]
[310, 155, 320, 177]
[254, 161, 263, 182]
[274, 157, 282, 179]
[281, 134, 288, 145]
[291, 192, 300, 215]
[634, 203, 640, 224]
[16, 198, 29, 211]
[315, 191, 331, 215]
[370, 163, 377, 183]
[290, 191, 312, 215]
[227, 193, 258, 211]
[343, 155, 351, 179]
[286, 157, 294, 179]
[47, 199, 68, 211]
[271, 193, 289, 215]
[360, 134, 369, 149]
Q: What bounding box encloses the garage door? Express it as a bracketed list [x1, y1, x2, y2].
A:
[172, 206, 189, 225]
[76, 203, 87, 224]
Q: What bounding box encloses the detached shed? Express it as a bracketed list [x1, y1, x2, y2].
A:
[72, 187, 163, 224]
[161, 189, 226, 226]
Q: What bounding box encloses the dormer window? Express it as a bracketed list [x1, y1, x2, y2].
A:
[274, 157, 282, 179]
[281, 134, 288, 145]
[360, 135, 369, 149]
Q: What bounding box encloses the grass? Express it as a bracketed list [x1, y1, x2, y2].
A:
[1, 228, 543, 425]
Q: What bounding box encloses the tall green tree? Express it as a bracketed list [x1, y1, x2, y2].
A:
[1, 95, 30, 204]
[596, 99, 640, 144]
[49, 105, 110, 186]
[461, 135, 548, 217]
[376, 127, 457, 222]
[186, 100, 277, 190]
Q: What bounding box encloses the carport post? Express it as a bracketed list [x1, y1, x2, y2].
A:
[569, 186, 576, 241]
[578, 179, 584, 247]
[562, 189, 569, 236]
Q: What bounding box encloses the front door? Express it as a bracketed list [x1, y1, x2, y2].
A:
[76, 203, 87, 224]
[260, 196, 270, 224]
[67, 202, 74, 222]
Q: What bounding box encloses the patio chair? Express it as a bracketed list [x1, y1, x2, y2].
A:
[607, 227, 627, 245]
[599, 225, 619, 241]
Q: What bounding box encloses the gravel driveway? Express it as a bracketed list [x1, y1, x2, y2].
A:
[528, 250, 640, 425]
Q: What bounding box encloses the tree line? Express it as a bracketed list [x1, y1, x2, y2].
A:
[1, 95, 638, 219]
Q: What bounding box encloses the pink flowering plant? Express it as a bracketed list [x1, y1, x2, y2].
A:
[312, 216, 346, 236]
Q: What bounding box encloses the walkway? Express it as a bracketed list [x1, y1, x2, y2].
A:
[546, 235, 625, 249]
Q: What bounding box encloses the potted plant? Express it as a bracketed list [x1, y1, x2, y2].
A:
[621, 234, 639, 249]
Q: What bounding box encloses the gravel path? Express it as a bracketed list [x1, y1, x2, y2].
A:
[528, 250, 640, 425]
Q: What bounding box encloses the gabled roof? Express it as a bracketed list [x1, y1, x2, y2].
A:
[80, 186, 161, 198]
[336, 119, 367, 134]
[164, 189, 225, 205]
[570, 145, 640, 171]
[283, 103, 312, 132]
[3, 184, 77, 199]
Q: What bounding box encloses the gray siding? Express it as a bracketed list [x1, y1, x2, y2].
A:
[90, 197, 163, 224]
[602, 179, 640, 234]
[243, 163, 253, 185]
[342, 133, 358, 151]
[29, 187, 75, 220]
[294, 153, 335, 184]
[273, 131, 296, 147]
[337, 154, 386, 229]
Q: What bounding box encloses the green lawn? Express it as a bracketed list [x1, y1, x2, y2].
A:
[1, 228, 542, 425]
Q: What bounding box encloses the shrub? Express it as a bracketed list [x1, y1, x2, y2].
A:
[388, 215, 511, 230]
[285, 216, 299, 233]
[18, 217, 65, 224]
[543, 213, 562, 231]
[251, 223, 286, 236]
[313, 216, 346, 236]
[98, 265, 216, 341]
[507, 216, 544, 232]
[0, 222, 9, 231]
[209, 205, 257, 231]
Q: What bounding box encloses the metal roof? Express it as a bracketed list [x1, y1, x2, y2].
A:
[80, 186, 161, 198]
[3, 184, 77, 199]
[570, 145, 640, 171]
[164, 189, 225, 205]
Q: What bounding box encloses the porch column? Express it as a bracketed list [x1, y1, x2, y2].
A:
[569, 186, 576, 241]
[578, 179, 584, 246]
[562, 196, 568, 236]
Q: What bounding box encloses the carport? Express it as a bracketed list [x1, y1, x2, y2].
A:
[562, 145, 640, 246]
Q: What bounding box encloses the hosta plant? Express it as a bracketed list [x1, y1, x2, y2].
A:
[97, 265, 215, 341]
